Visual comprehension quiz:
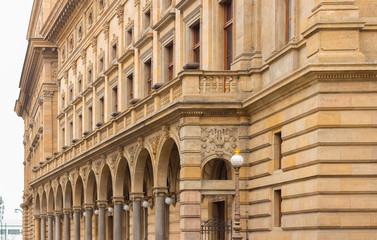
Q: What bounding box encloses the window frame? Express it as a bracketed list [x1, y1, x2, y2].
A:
[223, 0, 233, 70]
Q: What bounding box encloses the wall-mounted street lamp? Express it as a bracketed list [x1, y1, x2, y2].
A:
[230, 149, 244, 240]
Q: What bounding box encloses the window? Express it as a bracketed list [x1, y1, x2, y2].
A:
[224, 0, 233, 70]
[99, 0, 104, 10]
[144, 10, 151, 31]
[285, 0, 292, 44]
[274, 132, 282, 170]
[167, 44, 174, 81]
[274, 190, 282, 227]
[88, 106, 93, 131]
[62, 96, 65, 109]
[78, 115, 83, 137]
[78, 24, 83, 39]
[61, 127, 65, 147]
[126, 28, 133, 47]
[112, 86, 118, 113]
[111, 43, 117, 61]
[99, 57, 104, 73]
[78, 79, 82, 94]
[88, 68, 93, 85]
[192, 24, 200, 64]
[145, 60, 152, 96]
[69, 121, 73, 143]
[69, 88, 73, 102]
[88, 11, 93, 26]
[127, 74, 134, 102]
[99, 97, 104, 123]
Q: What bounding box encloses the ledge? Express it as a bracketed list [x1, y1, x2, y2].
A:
[119, 47, 135, 63]
[134, 29, 153, 48]
[104, 61, 119, 76]
[176, 0, 196, 11]
[92, 75, 105, 87]
[153, 9, 175, 31]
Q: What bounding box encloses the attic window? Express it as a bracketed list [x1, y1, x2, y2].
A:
[99, 0, 104, 10]
[78, 25, 83, 39]
[88, 12, 93, 26]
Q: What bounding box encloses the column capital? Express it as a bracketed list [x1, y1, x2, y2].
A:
[34, 214, 40, 219]
[83, 204, 94, 211]
[112, 197, 124, 204]
[47, 212, 55, 217]
[96, 200, 108, 207]
[63, 208, 71, 215]
[72, 206, 82, 212]
[153, 187, 168, 197]
[40, 213, 47, 219]
[54, 211, 63, 217]
[130, 192, 144, 201]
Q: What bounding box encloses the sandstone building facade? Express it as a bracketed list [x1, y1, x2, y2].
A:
[15, 0, 377, 239]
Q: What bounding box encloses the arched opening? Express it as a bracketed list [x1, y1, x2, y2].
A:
[85, 171, 97, 239]
[202, 158, 232, 180]
[99, 164, 113, 240]
[56, 185, 63, 211]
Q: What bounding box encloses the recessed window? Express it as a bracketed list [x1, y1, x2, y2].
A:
[99, 0, 104, 10]
[274, 132, 282, 170]
[274, 190, 282, 227]
[78, 25, 83, 39]
[88, 106, 93, 131]
[285, 0, 292, 44]
[69, 88, 73, 102]
[61, 127, 65, 147]
[112, 44, 117, 61]
[62, 96, 65, 109]
[88, 11, 93, 26]
[126, 28, 133, 47]
[78, 79, 82, 94]
[144, 10, 151, 31]
[99, 97, 104, 123]
[69, 121, 73, 143]
[224, 0, 233, 70]
[78, 115, 83, 137]
[167, 44, 174, 82]
[145, 60, 152, 96]
[192, 24, 200, 64]
[112, 86, 118, 113]
[127, 74, 134, 104]
[99, 57, 104, 73]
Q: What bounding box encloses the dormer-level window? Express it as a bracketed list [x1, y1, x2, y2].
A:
[99, 0, 104, 11]
[111, 43, 117, 62]
[99, 57, 104, 73]
[126, 28, 133, 47]
[144, 10, 151, 31]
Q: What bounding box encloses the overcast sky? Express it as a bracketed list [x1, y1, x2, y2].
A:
[0, 1, 34, 222]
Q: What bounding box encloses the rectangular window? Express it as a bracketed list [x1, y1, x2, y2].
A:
[274, 190, 282, 227]
[112, 44, 117, 61]
[99, 57, 104, 73]
[274, 132, 282, 170]
[78, 115, 83, 137]
[224, 0, 233, 70]
[127, 74, 134, 102]
[61, 127, 65, 147]
[285, 0, 292, 44]
[126, 28, 133, 46]
[144, 10, 151, 31]
[62, 96, 65, 109]
[112, 86, 118, 113]
[88, 69, 93, 84]
[193, 24, 200, 64]
[167, 44, 174, 82]
[145, 61, 152, 96]
[69, 88, 73, 102]
[99, 97, 105, 123]
[69, 121, 73, 143]
[78, 79, 82, 93]
[88, 106, 93, 131]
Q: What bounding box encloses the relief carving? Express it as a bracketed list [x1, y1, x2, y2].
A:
[148, 134, 161, 157]
[200, 127, 238, 160]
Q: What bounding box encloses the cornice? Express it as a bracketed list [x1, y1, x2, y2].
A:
[152, 9, 175, 31]
[133, 29, 153, 48]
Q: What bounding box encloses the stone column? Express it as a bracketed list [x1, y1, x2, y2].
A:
[154, 188, 168, 240]
[84, 205, 93, 240]
[34, 215, 40, 240]
[47, 213, 54, 240]
[40, 215, 46, 240]
[73, 207, 81, 240]
[132, 193, 143, 240]
[97, 201, 107, 240]
[63, 209, 71, 240]
[113, 198, 124, 240]
[55, 212, 62, 240]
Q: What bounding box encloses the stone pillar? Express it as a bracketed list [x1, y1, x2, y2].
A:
[132, 193, 143, 240]
[154, 188, 167, 240]
[55, 212, 62, 240]
[180, 191, 201, 240]
[73, 207, 81, 240]
[84, 205, 93, 240]
[63, 209, 71, 240]
[113, 198, 124, 240]
[34, 215, 40, 240]
[97, 201, 107, 240]
[47, 214, 54, 240]
[40, 215, 46, 240]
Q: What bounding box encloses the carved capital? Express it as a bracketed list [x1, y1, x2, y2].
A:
[103, 22, 110, 39]
[116, 5, 124, 24]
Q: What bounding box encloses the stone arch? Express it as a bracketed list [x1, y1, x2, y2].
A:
[133, 148, 154, 193]
[64, 181, 73, 209]
[73, 176, 84, 207]
[202, 158, 233, 180]
[85, 170, 97, 205]
[55, 185, 63, 211]
[155, 137, 181, 189]
[41, 192, 47, 214]
[98, 164, 113, 202]
[114, 157, 131, 199]
[47, 189, 55, 213]
[34, 193, 41, 215]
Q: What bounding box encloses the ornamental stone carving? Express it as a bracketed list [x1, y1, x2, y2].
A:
[148, 134, 161, 157]
[200, 127, 238, 160]
[92, 156, 105, 175]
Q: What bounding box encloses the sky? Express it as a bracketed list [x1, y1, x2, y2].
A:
[0, 1, 34, 223]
